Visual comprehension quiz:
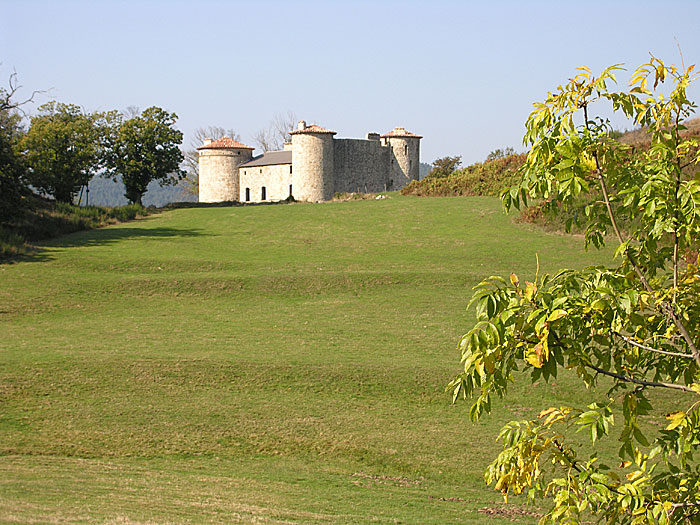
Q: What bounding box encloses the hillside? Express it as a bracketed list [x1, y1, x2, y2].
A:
[404, 117, 700, 200]
[0, 195, 620, 523]
[402, 154, 525, 197]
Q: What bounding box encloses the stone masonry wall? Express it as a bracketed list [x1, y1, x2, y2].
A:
[239, 163, 293, 203]
[291, 134, 334, 202]
[333, 138, 391, 193]
[199, 149, 252, 202]
[386, 137, 420, 188]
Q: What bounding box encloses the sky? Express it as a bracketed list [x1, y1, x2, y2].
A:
[2, 0, 700, 165]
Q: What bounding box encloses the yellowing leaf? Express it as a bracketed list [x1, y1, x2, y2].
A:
[547, 309, 568, 322]
[524, 281, 537, 302]
[474, 357, 484, 378]
[510, 273, 519, 287]
[525, 343, 544, 368]
[665, 411, 685, 430]
[539, 407, 557, 418]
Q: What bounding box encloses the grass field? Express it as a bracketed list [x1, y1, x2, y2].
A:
[0, 195, 617, 523]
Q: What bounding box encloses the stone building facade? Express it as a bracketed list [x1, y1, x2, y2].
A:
[198, 121, 422, 203]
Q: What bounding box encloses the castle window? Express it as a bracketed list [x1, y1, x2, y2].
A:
[245, 188, 250, 201]
[261, 186, 266, 200]
[404, 144, 408, 155]
[289, 184, 293, 196]
[289, 165, 292, 174]
[260, 168, 263, 173]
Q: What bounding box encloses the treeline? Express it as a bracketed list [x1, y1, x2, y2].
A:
[0, 72, 187, 256]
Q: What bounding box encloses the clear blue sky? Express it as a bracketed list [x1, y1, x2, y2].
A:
[3, 0, 700, 164]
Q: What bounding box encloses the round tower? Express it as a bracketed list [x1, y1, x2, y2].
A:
[290, 121, 336, 202]
[197, 137, 254, 203]
[381, 127, 422, 189]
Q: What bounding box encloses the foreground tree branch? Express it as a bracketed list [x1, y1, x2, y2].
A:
[612, 331, 695, 359]
[586, 363, 695, 393]
[453, 58, 700, 524]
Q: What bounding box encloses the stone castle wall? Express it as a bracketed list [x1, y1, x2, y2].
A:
[198, 125, 420, 203]
[199, 149, 252, 202]
[332, 138, 391, 193]
[239, 163, 293, 203]
[291, 133, 335, 202]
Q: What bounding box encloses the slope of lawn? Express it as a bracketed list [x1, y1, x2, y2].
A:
[0, 195, 618, 523]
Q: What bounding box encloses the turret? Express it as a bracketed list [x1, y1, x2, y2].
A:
[290, 121, 336, 202]
[381, 127, 422, 188]
[197, 137, 254, 202]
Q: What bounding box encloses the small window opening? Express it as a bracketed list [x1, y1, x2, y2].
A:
[289, 165, 293, 174]
[404, 144, 408, 155]
[289, 184, 293, 196]
[260, 168, 263, 174]
[261, 186, 266, 200]
[245, 188, 250, 201]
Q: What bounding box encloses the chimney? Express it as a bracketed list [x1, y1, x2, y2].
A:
[203, 138, 212, 146]
[297, 120, 306, 131]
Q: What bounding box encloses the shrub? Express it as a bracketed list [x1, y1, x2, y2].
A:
[402, 153, 526, 197]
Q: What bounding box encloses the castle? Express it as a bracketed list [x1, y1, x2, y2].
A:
[197, 121, 422, 203]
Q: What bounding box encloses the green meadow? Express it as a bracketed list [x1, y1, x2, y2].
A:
[0, 195, 616, 523]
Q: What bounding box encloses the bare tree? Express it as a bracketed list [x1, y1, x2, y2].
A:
[252, 127, 275, 153]
[253, 111, 297, 152]
[122, 106, 141, 119]
[182, 126, 240, 197]
[1, 69, 43, 113]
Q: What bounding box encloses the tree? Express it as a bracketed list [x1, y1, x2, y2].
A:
[22, 101, 104, 203]
[486, 147, 516, 161]
[429, 155, 462, 178]
[182, 126, 240, 197]
[104, 106, 185, 205]
[0, 107, 27, 223]
[0, 70, 38, 223]
[253, 111, 297, 152]
[449, 58, 700, 523]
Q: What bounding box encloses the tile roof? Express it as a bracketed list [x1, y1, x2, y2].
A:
[380, 127, 423, 139]
[289, 124, 336, 135]
[197, 136, 255, 150]
[240, 150, 292, 168]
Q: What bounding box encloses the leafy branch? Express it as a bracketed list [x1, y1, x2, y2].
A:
[453, 58, 700, 524]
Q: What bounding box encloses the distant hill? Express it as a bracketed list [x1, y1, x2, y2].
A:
[85, 175, 196, 207]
